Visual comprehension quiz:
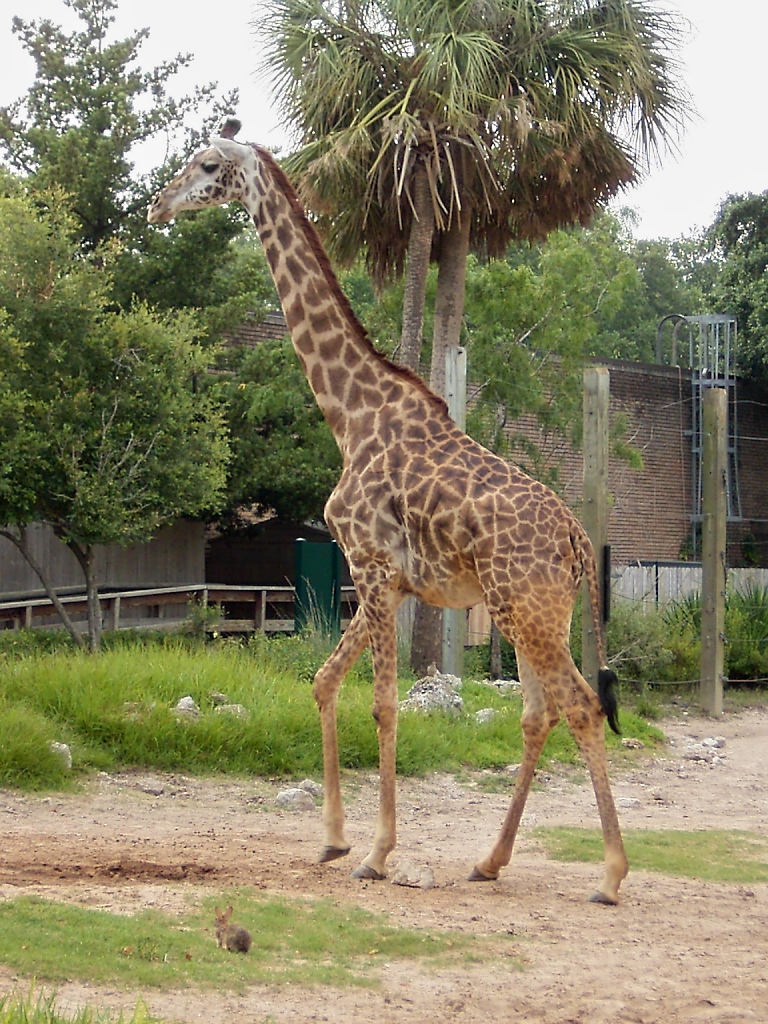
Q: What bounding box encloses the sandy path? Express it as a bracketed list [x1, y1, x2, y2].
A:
[1, 705, 767, 1023]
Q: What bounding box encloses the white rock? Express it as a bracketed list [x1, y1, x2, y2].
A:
[175, 695, 199, 716]
[474, 708, 497, 725]
[390, 858, 435, 889]
[49, 741, 72, 770]
[275, 788, 316, 811]
[213, 703, 248, 718]
[702, 736, 726, 749]
[400, 676, 463, 715]
[298, 778, 323, 797]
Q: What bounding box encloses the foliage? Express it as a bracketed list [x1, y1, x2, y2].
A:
[536, 827, 768, 884]
[724, 584, 768, 680]
[0, 633, 651, 789]
[464, 219, 632, 482]
[220, 337, 342, 524]
[0, 0, 269, 336]
[265, 0, 686, 278]
[0, 190, 229, 648]
[0, 989, 154, 1024]
[0, 0, 233, 251]
[0, 893, 493, 991]
[707, 191, 768, 384]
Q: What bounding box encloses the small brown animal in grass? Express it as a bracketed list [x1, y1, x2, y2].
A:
[214, 906, 251, 953]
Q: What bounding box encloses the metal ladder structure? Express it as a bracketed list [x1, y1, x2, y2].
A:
[688, 314, 741, 525]
[657, 314, 741, 557]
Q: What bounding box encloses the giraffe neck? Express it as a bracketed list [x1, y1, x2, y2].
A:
[239, 146, 444, 454]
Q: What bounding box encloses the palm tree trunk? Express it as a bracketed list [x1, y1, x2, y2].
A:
[429, 210, 472, 396]
[399, 164, 434, 372]
[0, 526, 86, 648]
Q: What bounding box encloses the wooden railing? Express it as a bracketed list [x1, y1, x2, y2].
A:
[0, 583, 359, 634]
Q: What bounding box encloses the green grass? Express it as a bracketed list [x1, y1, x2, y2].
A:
[0, 892, 513, 992]
[0, 634, 661, 790]
[536, 827, 768, 884]
[0, 990, 156, 1024]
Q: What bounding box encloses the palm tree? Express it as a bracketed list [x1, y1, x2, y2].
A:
[263, 0, 685, 386]
[262, 0, 687, 669]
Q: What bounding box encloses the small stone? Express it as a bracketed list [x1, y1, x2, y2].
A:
[400, 674, 464, 715]
[275, 788, 316, 811]
[621, 738, 644, 749]
[474, 708, 497, 725]
[134, 778, 165, 796]
[175, 696, 200, 718]
[49, 742, 72, 770]
[213, 703, 248, 718]
[298, 779, 323, 797]
[209, 691, 228, 706]
[617, 797, 642, 809]
[390, 858, 435, 889]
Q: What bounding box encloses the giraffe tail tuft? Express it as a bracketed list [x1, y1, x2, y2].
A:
[598, 668, 621, 735]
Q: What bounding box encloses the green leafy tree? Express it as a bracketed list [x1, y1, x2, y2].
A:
[221, 337, 342, 525]
[0, 0, 233, 251]
[0, 190, 230, 650]
[708, 192, 768, 383]
[0, 0, 271, 338]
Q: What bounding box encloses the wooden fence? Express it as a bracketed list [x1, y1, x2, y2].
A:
[0, 584, 359, 635]
[612, 563, 768, 610]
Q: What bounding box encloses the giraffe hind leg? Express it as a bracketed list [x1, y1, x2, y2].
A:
[558, 678, 629, 903]
[522, 643, 628, 903]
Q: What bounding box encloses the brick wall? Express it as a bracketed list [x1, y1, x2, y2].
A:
[531, 361, 768, 567]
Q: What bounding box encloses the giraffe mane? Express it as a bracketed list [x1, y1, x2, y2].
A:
[253, 145, 449, 417]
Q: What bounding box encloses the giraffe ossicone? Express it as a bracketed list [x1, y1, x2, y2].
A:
[148, 122, 628, 905]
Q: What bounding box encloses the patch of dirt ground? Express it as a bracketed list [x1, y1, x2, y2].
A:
[1, 705, 768, 1024]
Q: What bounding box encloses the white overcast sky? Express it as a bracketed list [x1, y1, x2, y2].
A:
[1, 0, 766, 241]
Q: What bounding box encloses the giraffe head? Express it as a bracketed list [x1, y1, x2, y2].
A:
[147, 119, 254, 224]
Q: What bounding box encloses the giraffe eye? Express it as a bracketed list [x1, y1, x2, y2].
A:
[201, 160, 219, 173]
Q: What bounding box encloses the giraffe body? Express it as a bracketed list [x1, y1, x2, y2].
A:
[148, 127, 628, 903]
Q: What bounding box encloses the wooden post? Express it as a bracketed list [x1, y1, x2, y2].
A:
[108, 595, 121, 631]
[700, 388, 727, 716]
[442, 346, 467, 678]
[582, 367, 610, 691]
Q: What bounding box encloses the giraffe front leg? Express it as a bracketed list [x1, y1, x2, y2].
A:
[350, 582, 402, 880]
[313, 608, 370, 864]
[470, 652, 558, 880]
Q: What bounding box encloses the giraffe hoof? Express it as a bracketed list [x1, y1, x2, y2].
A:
[467, 866, 498, 882]
[588, 889, 619, 905]
[351, 864, 386, 881]
[318, 845, 350, 864]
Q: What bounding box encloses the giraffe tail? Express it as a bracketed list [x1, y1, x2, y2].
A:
[575, 527, 621, 735]
[598, 668, 621, 736]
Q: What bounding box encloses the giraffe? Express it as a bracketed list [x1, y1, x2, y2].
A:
[148, 120, 628, 905]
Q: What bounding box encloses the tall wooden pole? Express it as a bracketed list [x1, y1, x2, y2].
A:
[442, 346, 467, 677]
[700, 388, 727, 716]
[582, 367, 610, 691]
